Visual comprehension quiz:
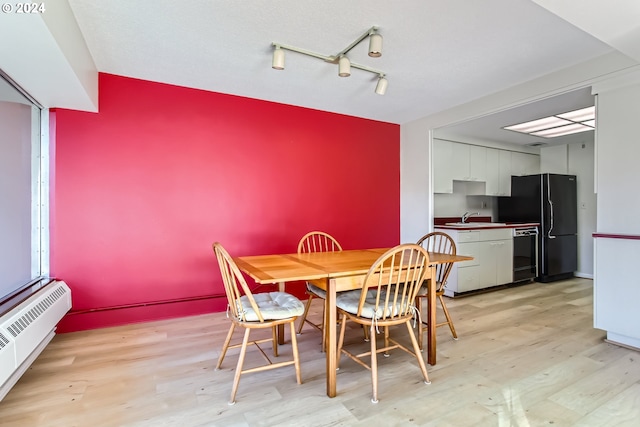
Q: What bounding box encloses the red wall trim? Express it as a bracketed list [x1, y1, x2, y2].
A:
[592, 233, 640, 240]
[67, 293, 225, 315]
[52, 73, 400, 332]
[57, 297, 228, 333]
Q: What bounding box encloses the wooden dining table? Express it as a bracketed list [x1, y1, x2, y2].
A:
[234, 247, 472, 398]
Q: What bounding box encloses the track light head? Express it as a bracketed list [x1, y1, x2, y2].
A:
[368, 32, 383, 57]
[272, 46, 285, 70]
[338, 56, 351, 77]
[375, 76, 388, 95]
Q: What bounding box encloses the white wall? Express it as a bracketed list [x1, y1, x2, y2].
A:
[591, 70, 640, 349]
[595, 79, 640, 232]
[540, 144, 568, 174]
[0, 1, 97, 110]
[568, 141, 597, 278]
[400, 120, 432, 243]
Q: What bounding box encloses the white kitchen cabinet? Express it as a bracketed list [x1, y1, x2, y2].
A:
[436, 227, 513, 296]
[433, 139, 454, 193]
[485, 148, 512, 196]
[433, 140, 538, 195]
[498, 150, 512, 195]
[469, 145, 487, 181]
[511, 152, 540, 176]
[451, 142, 486, 182]
[594, 237, 640, 350]
[450, 142, 468, 181]
[494, 236, 514, 285]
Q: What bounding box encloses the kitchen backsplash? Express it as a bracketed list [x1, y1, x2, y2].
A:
[434, 182, 496, 218]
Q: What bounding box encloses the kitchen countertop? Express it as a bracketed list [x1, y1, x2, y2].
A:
[435, 222, 539, 231]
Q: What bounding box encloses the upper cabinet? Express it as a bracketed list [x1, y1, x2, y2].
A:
[485, 148, 512, 196]
[433, 139, 539, 195]
[451, 143, 487, 182]
[511, 152, 540, 176]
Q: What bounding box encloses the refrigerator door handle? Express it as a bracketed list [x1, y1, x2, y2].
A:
[547, 179, 556, 239]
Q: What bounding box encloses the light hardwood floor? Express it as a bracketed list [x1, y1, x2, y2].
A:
[2, 277, 640, 426]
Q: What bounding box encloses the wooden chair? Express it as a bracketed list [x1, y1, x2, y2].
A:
[213, 242, 304, 405]
[415, 231, 458, 348]
[335, 244, 431, 403]
[295, 231, 343, 347]
[296, 231, 370, 349]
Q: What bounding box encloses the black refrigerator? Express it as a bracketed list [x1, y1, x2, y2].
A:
[498, 173, 577, 282]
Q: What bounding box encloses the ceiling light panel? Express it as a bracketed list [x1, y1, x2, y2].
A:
[502, 105, 596, 138]
[556, 106, 595, 121]
[530, 123, 593, 138]
[504, 116, 572, 133]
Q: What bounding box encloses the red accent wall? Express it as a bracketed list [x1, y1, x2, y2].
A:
[52, 73, 400, 332]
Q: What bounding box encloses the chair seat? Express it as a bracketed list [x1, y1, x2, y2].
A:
[238, 292, 304, 322]
[336, 290, 405, 319]
[306, 282, 326, 299]
[417, 280, 444, 296]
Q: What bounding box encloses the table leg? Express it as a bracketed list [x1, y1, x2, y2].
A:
[278, 281, 285, 345]
[325, 277, 337, 397]
[427, 265, 437, 365]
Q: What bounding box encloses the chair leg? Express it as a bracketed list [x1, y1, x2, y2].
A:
[415, 297, 424, 350]
[336, 313, 348, 370]
[383, 326, 390, 357]
[362, 324, 370, 342]
[370, 322, 379, 403]
[439, 294, 458, 339]
[229, 327, 251, 405]
[405, 321, 430, 385]
[272, 325, 279, 357]
[297, 293, 314, 334]
[289, 320, 302, 384]
[321, 305, 327, 352]
[216, 322, 236, 370]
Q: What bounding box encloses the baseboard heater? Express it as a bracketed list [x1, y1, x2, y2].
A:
[0, 280, 71, 401]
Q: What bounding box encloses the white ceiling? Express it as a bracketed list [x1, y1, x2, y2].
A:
[3, 1, 639, 147]
[65, 0, 617, 128]
[435, 87, 597, 147]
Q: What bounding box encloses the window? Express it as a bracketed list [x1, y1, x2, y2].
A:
[0, 70, 47, 305]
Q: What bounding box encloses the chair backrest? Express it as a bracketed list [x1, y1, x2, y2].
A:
[297, 231, 343, 254]
[416, 232, 456, 291]
[356, 244, 430, 319]
[213, 242, 265, 322]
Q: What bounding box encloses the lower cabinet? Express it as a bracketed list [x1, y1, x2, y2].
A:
[436, 228, 513, 297]
[594, 237, 640, 349]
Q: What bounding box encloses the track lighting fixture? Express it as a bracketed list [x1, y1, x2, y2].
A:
[368, 29, 383, 57]
[375, 75, 388, 95]
[272, 45, 285, 70]
[271, 26, 387, 95]
[338, 56, 351, 77]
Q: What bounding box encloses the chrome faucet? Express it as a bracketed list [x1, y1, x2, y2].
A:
[461, 211, 479, 223]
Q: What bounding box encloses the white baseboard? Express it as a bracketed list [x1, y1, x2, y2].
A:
[574, 272, 593, 279]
